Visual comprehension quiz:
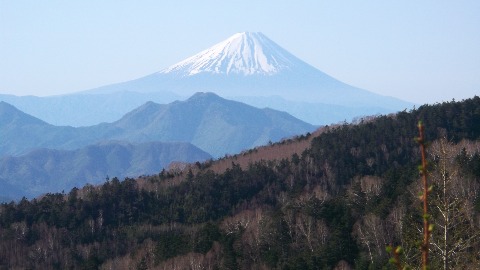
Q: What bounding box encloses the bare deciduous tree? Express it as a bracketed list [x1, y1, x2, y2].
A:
[353, 214, 391, 264]
[429, 139, 480, 270]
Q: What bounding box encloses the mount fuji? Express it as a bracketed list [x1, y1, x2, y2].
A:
[1, 32, 413, 126]
[88, 32, 409, 106]
[161, 32, 299, 76]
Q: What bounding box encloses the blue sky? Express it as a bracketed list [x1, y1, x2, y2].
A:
[1, 1, 479, 104]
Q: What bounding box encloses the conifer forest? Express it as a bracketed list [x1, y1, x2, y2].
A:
[0, 97, 479, 269]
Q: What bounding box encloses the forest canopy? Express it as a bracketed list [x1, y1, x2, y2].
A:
[0, 96, 479, 269]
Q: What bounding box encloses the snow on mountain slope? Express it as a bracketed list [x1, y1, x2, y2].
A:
[31, 32, 413, 126]
[160, 32, 309, 76]
[84, 31, 404, 106]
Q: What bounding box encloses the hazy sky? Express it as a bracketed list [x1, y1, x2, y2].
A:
[1, 1, 479, 104]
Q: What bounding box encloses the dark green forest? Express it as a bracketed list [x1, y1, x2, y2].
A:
[0, 97, 479, 269]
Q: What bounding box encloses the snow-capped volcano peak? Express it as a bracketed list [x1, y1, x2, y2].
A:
[159, 32, 307, 76]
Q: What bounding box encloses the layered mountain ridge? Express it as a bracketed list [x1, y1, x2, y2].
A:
[0, 141, 211, 199]
[0, 93, 315, 199]
[0, 92, 315, 158]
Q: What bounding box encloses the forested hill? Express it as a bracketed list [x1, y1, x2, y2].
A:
[0, 96, 479, 269]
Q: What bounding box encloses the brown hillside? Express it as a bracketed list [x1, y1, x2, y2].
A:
[208, 127, 324, 173]
[134, 126, 327, 191]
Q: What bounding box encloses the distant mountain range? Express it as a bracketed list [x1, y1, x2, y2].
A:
[0, 93, 314, 199]
[0, 141, 211, 199]
[0, 91, 181, 126]
[0, 32, 413, 126]
[0, 92, 314, 158]
[0, 32, 413, 200]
